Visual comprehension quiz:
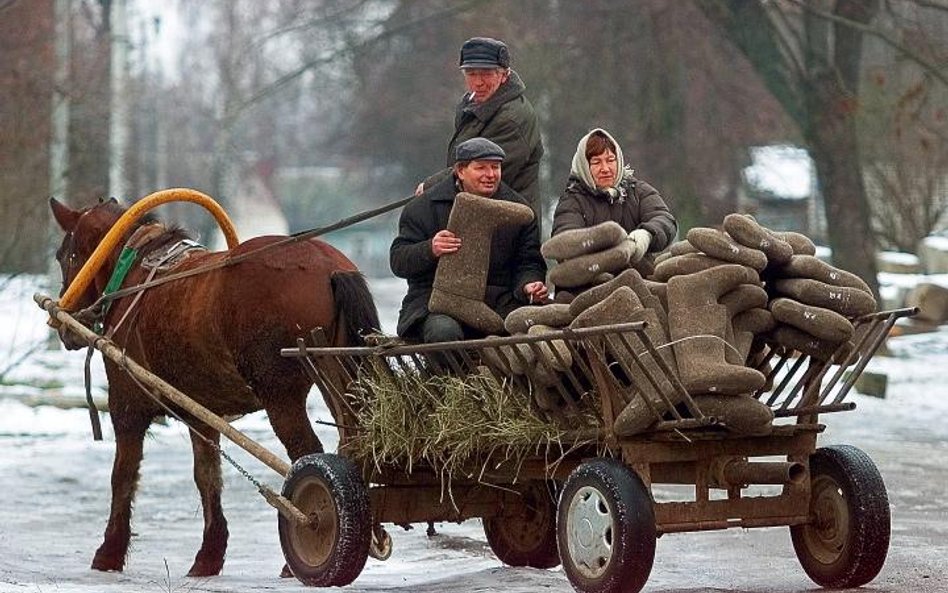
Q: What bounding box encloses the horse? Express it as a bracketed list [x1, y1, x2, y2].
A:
[49, 197, 380, 577]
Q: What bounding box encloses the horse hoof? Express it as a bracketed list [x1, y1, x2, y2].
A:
[280, 563, 294, 578]
[187, 558, 224, 577]
[91, 553, 124, 572]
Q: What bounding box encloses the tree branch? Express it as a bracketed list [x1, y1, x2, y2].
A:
[785, 0, 948, 88]
[224, 0, 493, 124]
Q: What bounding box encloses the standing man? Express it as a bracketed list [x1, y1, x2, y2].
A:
[392, 138, 547, 343]
[420, 37, 544, 226]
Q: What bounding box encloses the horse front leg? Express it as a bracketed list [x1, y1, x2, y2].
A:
[92, 412, 150, 572]
[187, 424, 228, 577]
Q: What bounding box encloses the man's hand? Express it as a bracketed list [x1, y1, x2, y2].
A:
[523, 281, 549, 304]
[431, 230, 461, 257]
[414, 181, 425, 197]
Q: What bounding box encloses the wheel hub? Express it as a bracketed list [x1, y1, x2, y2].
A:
[805, 476, 849, 564]
[567, 486, 613, 579]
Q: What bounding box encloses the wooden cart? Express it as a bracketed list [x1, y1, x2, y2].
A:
[275, 307, 916, 593]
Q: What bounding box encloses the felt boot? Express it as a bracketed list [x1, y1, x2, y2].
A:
[549, 240, 635, 288]
[429, 192, 534, 334]
[504, 304, 574, 334]
[652, 253, 737, 282]
[773, 279, 876, 317]
[669, 239, 700, 256]
[571, 287, 677, 436]
[769, 297, 854, 343]
[720, 284, 769, 365]
[723, 214, 793, 266]
[769, 326, 855, 363]
[667, 265, 766, 395]
[732, 309, 775, 362]
[692, 394, 774, 436]
[773, 231, 816, 256]
[686, 227, 768, 272]
[778, 255, 872, 293]
[541, 221, 627, 261]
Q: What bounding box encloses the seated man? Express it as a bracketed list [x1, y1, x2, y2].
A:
[391, 137, 548, 343]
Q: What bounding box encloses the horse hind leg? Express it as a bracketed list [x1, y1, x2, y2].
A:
[92, 412, 151, 572]
[264, 381, 323, 461]
[187, 424, 228, 577]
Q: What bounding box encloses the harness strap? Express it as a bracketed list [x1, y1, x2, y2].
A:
[81, 193, 415, 315]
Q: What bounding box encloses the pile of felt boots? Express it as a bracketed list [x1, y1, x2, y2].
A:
[506, 213, 877, 437]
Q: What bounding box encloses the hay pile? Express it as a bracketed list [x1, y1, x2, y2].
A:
[346, 361, 600, 483]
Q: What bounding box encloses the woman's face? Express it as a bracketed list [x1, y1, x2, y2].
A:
[589, 148, 618, 189]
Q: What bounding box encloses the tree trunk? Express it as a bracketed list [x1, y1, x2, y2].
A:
[805, 77, 879, 298]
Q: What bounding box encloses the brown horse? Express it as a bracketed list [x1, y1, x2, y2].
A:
[49, 197, 379, 577]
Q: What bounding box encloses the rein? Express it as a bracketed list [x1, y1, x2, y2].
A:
[78, 194, 414, 318]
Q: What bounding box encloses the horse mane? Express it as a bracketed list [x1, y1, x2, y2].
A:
[99, 200, 195, 256]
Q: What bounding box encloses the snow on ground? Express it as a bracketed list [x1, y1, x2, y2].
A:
[2, 273, 948, 593]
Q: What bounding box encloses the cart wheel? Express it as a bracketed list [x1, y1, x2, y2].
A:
[369, 524, 393, 561]
[278, 453, 371, 587]
[557, 459, 655, 593]
[484, 480, 559, 569]
[791, 445, 890, 588]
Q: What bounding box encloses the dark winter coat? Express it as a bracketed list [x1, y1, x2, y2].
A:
[446, 71, 544, 217]
[390, 174, 546, 338]
[551, 174, 678, 252]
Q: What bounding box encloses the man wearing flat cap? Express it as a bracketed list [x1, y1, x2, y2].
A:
[419, 37, 544, 227]
[391, 137, 547, 343]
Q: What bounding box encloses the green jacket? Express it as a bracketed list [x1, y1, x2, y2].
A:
[446, 70, 544, 218]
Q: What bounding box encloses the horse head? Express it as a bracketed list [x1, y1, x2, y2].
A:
[50, 197, 126, 349]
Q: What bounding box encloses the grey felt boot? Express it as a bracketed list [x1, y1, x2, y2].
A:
[549, 240, 635, 288]
[667, 265, 766, 395]
[541, 221, 627, 261]
[778, 255, 873, 294]
[570, 287, 677, 436]
[504, 304, 574, 334]
[686, 227, 768, 271]
[692, 394, 774, 436]
[769, 297, 854, 343]
[652, 253, 737, 283]
[723, 214, 793, 266]
[772, 278, 876, 318]
[428, 192, 534, 334]
[773, 231, 816, 256]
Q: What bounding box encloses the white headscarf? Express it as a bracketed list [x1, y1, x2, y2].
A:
[570, 127, 630, 199]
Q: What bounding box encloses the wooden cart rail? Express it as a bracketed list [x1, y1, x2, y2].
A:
[752, 307, 917, 419]
[283, 308, 917, 445]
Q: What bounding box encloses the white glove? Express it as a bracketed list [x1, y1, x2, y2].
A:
[627, 229, 652, 262]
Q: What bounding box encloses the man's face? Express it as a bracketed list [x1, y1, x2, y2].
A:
[462, 68, 509, 103]
[456, 160, 502, 197]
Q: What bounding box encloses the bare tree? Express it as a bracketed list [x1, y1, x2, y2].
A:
[0, 0, 55, 273]
[699, 0, 948, 297]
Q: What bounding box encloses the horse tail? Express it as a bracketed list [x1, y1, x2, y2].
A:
[330, 270, 380, 346]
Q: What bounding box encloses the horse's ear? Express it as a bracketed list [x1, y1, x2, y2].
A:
[50, 197, 81, 231]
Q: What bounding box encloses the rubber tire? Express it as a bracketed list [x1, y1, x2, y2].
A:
[557, 458, 656, 593]
[484, 480, 560, 569]
[791, 445, 890, 588]
[278, 453, 371, 586]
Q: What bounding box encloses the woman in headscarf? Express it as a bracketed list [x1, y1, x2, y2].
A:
[551, 128, 677, 270]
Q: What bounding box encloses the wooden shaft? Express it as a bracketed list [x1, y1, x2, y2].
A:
[36, 293, 291, 477]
